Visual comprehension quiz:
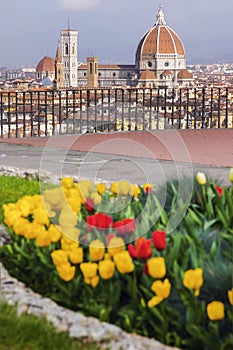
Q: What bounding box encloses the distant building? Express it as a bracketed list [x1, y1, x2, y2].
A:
[36, 6, 193, 89]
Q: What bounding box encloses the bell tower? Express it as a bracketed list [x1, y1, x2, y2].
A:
[60, 25, 78, 88]
[87, 57, 98, 88]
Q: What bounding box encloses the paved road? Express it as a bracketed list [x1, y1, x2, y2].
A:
[0, 143, 231, 186]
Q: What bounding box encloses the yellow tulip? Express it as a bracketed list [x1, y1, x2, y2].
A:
[196, 172, 207, 185]
[207, 301, 224, 321]
[229, 168, 233, 183]
[61, 227, 80, 241]
[143, 183, 154, 192]
[68, 247, 83, 264]
[96, 183, 107, 195]
[148, 296, 164, 308]
[89, 239, 105, 261]
[66, 197, 81, 214]
[228, 288, 233, 305]
[12, 217, 30, 236]
[56, 263, 76, 282]
[114, 251, 134, 274]
[116, 180, 133, 196]
[90, 191, 102, 205]
[33, 207, 50, 226]
[36, 227, 51, 247]
[4, 207, 21, 228]
[61, 177, 74, 189]
[151, 279, 171, 299]
[108, 237, 125, 257]
[16, 198, 31, 217]
[51, 250, 68, 266]
[43, 187, 65, 210]
[80, 262, 98, 279]
[91, 275, 99, 288]
[183, 268, 203, 296]
[61, 236, 79, 251]
[23, 221, 38, 240]
[59, 206, 78, 228]
[99, 259, 115, 279]
[110, 182, 118, 194]
[147, 257, 166, 279]
[132, 184, 140, 198]
[48, 224, 62, 243]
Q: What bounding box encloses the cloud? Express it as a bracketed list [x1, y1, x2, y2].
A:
[58, 0, 100, 11]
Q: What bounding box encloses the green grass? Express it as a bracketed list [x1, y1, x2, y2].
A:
[0, 302, 103, 350]
[0, 175, 54, 223]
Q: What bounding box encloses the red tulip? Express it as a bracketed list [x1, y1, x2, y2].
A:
[215, 186, 223, 197]
[85, 198, 95, 212]
[128, 237, 152, 260]
[87, 212, 113, 231]
[86, 215, 97, 232]
[152, 230, 166, 251]
[113, 218, 136, 235]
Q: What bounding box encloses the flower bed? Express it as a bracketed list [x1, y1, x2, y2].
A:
[1, 171, 233, 350]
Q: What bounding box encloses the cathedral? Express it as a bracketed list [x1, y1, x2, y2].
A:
[36, 6, 193, 89]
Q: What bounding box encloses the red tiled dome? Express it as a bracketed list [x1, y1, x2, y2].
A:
[177, 69, 193, 79]
[36, 56, 55, 73]
[136, 6, 185, 60]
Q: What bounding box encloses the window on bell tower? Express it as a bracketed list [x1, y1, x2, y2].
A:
[65, 44, 69, 55]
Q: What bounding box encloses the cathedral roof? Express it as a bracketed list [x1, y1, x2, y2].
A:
[136, 6, 185, 60]
[36, 56, 55, 73]
[139, 70, 156, 80]
[161, 70, 173, 76]
[177, 69, 193, 79]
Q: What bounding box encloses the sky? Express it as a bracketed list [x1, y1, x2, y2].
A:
[0, 0, 233, 67]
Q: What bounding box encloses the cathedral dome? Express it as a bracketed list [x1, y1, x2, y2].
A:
[36, 56, 55, 73]
[136, 6, 185, 65]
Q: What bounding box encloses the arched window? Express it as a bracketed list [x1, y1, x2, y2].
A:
[65, 44, 69, 55]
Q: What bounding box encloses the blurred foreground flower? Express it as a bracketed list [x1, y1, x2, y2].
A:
[215, 186, 223, 197]
[183, 268, 203, 296]
[228, 288, 233, 305]
[229, 168, 233, 183]
[207, 301, 225, 321]
[196, 172, 207, 185]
